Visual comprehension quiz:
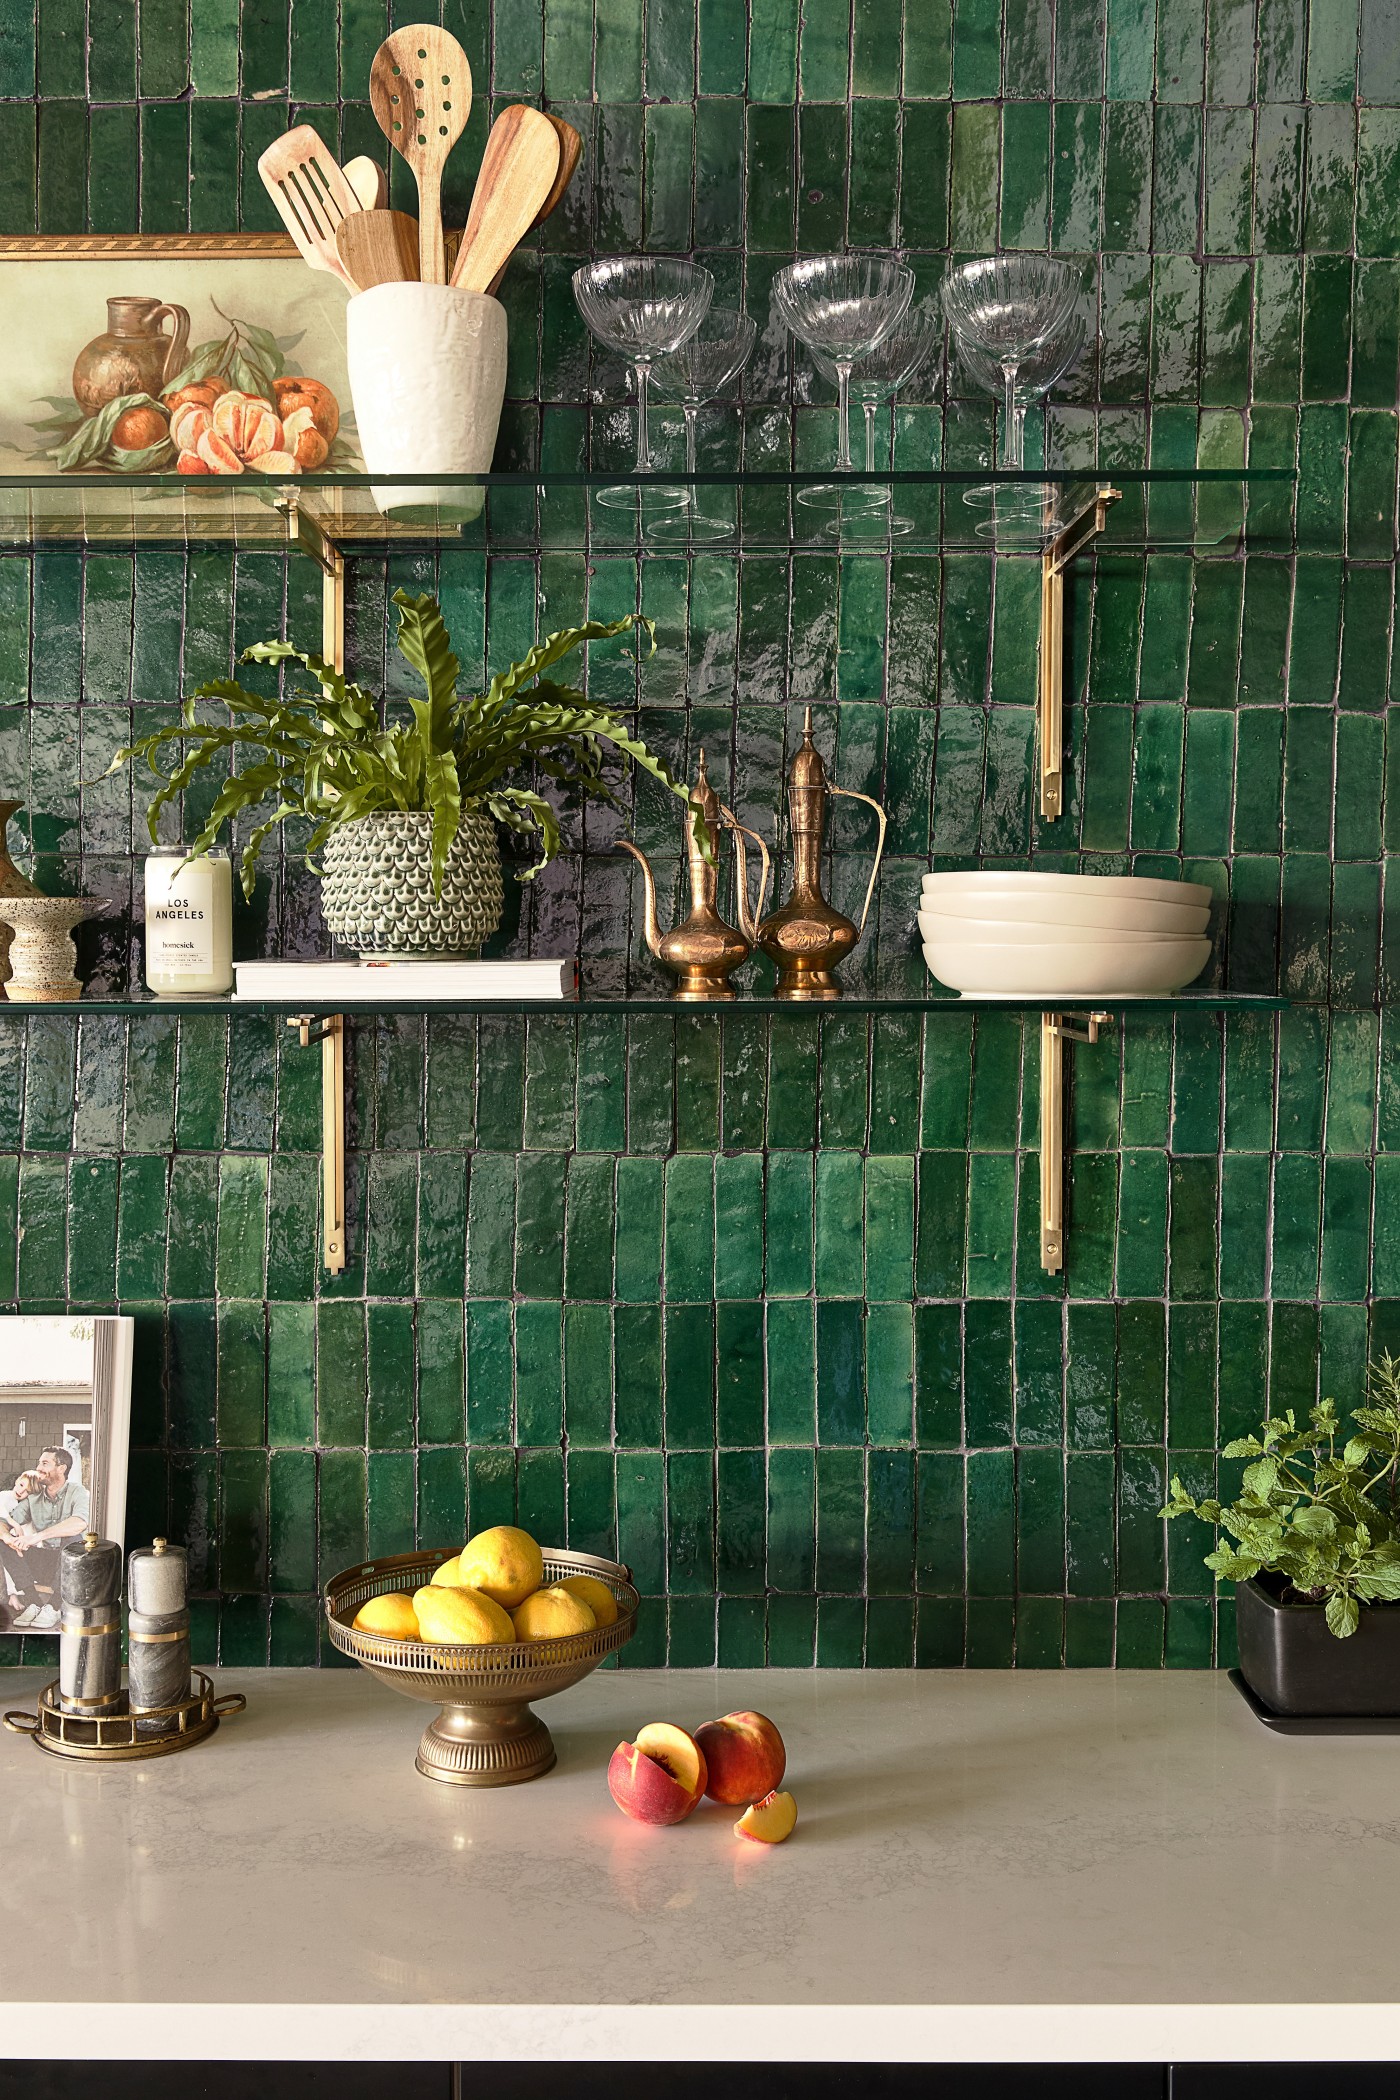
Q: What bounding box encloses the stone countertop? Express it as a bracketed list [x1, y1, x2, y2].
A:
[2, 1665, 1397, 2063]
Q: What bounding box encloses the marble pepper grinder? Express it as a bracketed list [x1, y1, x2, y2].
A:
[127, 1538, 191, 1735]
[58, 1532, 123, 1719]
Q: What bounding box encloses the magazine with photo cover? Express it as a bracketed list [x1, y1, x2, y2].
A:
[0, 1316, 133, 1634]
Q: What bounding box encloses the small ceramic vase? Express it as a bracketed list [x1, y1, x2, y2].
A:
[0, 895, 101, 1002]
[0, 801, 40, 993]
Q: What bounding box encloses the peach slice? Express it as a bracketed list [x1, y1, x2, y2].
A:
[607, 1721, 708, 1825]
[694, 1710, 786, 1804]
[734, 1789, 797, 1844]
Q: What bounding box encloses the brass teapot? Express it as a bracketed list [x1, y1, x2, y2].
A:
[620, 750, 770, 1000]
[755, 708, 887, 999]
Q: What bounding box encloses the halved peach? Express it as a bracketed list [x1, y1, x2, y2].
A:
[607, 1721, 708, 1825]
[734, 1789, 797, 1844]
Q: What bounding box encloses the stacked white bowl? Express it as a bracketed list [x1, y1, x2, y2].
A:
[919, 871, 1213, 997]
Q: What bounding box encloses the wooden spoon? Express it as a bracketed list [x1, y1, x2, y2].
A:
[369, 23, 472, 286]
[336, 210, 421, 293]
[485, 114, 584, 295]
[343, 155, 388, 211]
[257, 125, 363, 288]
[449, 105, 561, 296]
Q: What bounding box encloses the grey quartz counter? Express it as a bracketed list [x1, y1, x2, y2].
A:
[2, 1665, 1396, 2061]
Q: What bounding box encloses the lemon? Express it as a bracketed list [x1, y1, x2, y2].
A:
[352, 1591, 421, 1641]
[412, 1584, 515, 1646]
[429, 1553, 461, 1588]
[557, 1573, 619, 1628]
[456, 1524, 543, 1608]
[512, 1585, 596, 1641]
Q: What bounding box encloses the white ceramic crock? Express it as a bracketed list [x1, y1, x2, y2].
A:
[345, 282, 507, 521]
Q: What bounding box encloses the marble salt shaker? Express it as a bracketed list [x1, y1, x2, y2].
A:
[127, 1538, 190, 1735]
[58, 1532, 123, 1718]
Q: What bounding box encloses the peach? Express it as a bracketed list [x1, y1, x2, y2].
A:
[607, 1721, 708, 1826]
[694, 1710, 786, 1805]
[734, 1789, 797, 1844]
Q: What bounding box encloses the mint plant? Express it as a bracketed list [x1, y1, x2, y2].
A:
[1163, 1355, 1400, 1638]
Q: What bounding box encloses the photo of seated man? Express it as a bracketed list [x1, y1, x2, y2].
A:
[0, 1445, 90, 1630]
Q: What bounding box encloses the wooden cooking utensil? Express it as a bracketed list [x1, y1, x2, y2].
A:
[485, 114, 583, 295]
[335, 210, 421, 293]
[368, 24, 472, 286]
[257, 125, 362, 288]
[450, 105, 561, 296]
[343, 155, 388, 211]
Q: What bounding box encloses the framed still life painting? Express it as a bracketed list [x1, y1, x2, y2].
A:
[0, 233, 360, 479]
[0, 1315, 133, 1633]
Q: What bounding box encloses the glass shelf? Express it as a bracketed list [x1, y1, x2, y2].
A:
[0, 991, 1290, 1018]
[0, 466, 1296, 558]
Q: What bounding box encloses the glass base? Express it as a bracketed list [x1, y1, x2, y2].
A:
[594, 482, 690, 513]
[795, 480, 884, 515]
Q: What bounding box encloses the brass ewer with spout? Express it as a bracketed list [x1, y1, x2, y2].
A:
[756, 708, 888, 999]
[620, 750, 771, 1000]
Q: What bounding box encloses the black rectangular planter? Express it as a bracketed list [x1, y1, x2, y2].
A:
[1236, 1577, 1400, 1716]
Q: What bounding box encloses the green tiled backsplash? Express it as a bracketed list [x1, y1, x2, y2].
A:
[1, 0, 1397, 1667]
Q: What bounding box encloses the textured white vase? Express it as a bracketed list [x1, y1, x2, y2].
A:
[346, 282, 507, 521]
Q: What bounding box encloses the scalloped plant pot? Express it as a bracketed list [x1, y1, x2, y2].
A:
[1235, 1576, 1400, 1717]
[345, 281, 506, 523]
[319, 812, 504, 958]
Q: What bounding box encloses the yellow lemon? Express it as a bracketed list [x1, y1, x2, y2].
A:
[352, 1591, 421, 1641]
[456, 1524, 543, 1608]
[429, 1554, 461, 1588]
[412, 1585, 515, 1647]
[557, 1574, 619, 1628]
[512, 1585, 596, 1641]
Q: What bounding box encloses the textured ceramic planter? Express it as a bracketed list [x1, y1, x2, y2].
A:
[1235, 1576, 1400, 1716]
[319, 811, 504, 957]
[0, 894, 100, 1002]
[345, 281, 507, 521]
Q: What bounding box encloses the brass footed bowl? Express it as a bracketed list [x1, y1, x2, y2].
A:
[325, 1547, 639, 1787]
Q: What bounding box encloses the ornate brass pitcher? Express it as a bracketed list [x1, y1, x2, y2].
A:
[620, 750, 770, 1000]
[756, 708, 888, 1000]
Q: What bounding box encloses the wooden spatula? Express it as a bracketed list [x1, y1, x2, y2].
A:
[450, 105, 561, 296]
[257, 125, 362, 289]
[369, 23, 472, 286]
[336, 210, 421, 293]
[485, 114, 584, 295]
[344, 155, 388, 211]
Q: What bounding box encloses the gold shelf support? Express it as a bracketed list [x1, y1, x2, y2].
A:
[1039, 1010, 1112, 1274]
[1039, 485, 1121, 821]
[280, 496, 346, 675]
[288, 1014, 346, 1275]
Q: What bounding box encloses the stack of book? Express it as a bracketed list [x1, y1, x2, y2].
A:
[232, 959, 574, 1000]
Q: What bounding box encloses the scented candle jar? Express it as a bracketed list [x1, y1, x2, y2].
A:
[144, 850, 233, 996]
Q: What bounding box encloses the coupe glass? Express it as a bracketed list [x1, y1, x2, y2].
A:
[940, 255, 1082, 467]
[809, 304, 940, 536]
[648, 305, 758, 540]
[773, 254, 915, 483]
[572, 257, 714, 510]
[955, 305, 1088, 535]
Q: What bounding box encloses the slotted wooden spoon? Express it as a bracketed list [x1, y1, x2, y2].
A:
[369, 23, 472, 285]
[257, 125, 362, 289]
[485, 114, 584, 294]
[449, 105, 561, 295]
[336, 209, 421, 293]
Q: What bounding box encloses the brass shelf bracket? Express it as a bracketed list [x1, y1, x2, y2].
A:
[279, 496, 346, 676]
[287, 1013, 346, 1275]
[1038, 484, 1121, 821]
[1039, 1009, 1113, 1274]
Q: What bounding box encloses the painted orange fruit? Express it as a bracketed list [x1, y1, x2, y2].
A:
[273, 377, 338, 442]
[111, 404, 169, 450]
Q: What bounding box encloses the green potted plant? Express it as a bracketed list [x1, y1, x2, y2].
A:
[1164, 1357, 1400, 1715]
[107, 590, 695, 956]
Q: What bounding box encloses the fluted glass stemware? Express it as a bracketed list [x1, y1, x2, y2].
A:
[809, 305, 940, 536]
[649, 305, 758, 540]
[940, 255, 1082, 467]
[773, 254, 915, 477]
[573, 257, 714, 510]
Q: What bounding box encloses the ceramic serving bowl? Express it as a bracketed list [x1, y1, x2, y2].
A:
[918, 889, 1209, 936]
[917, 908, 1201, 947]
[325, 1545, 639, 1788]
[921, 935, 1212, 997]
[921, 870, 1213, 909]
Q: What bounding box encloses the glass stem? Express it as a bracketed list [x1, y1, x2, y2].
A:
[684, 401, 699, 477]
[634, 361, 653, 474]
[836, 362, 853, 470]
[1001, 360, 1023, 470]
[863, 401, 877, 474]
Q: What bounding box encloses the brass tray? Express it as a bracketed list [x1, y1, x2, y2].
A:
[4, 1669, 246, 1761]
[325, 1546, 639, 1786]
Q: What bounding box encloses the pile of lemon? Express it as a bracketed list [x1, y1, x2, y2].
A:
[350, 1525, 617, 1647]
